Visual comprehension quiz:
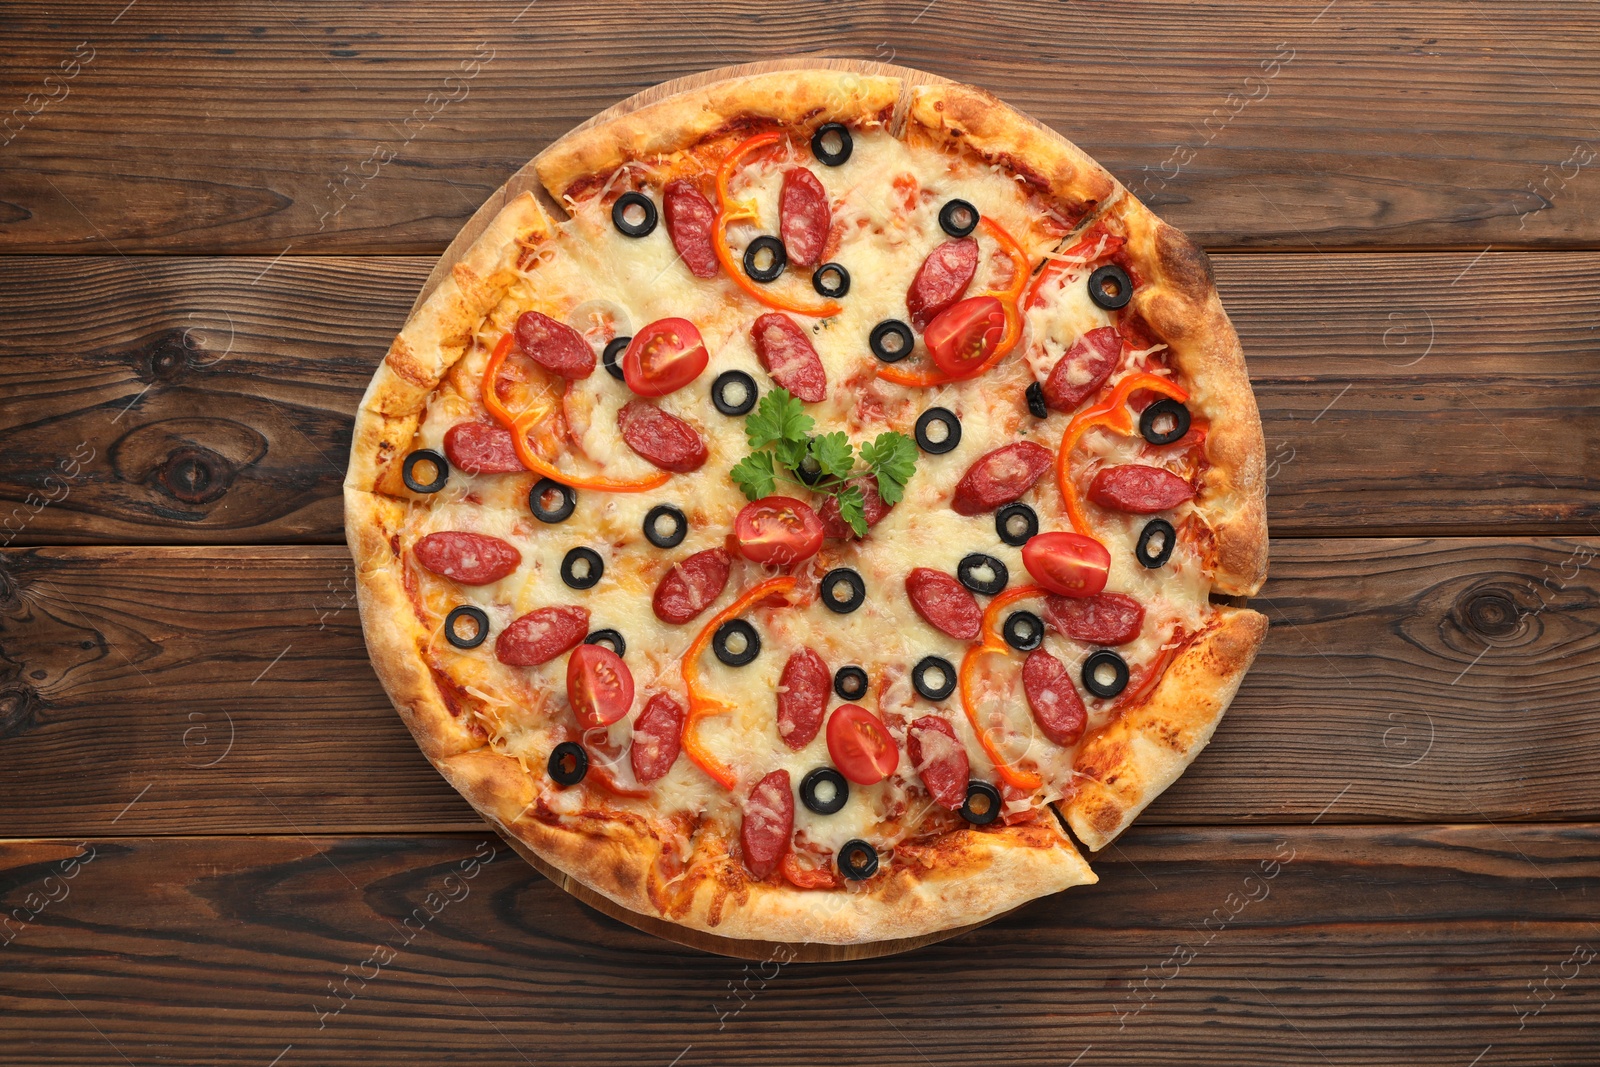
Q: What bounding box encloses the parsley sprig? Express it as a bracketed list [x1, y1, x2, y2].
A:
[730, 388, 918, 537]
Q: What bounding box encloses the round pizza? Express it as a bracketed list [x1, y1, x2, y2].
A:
[344, 69, 1268, 947]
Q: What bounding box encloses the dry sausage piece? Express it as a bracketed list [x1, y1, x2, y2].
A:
[907, 237, 978, 331]
[950, 442, 1054, 516]
[1043, 592, 1145, 646]
[819, 477, 893, 539]
[495, 606, 590, 667]
[443, 422, 525, 474]
[630, 693, 686, 783]
[751, 313, 827, 402]
[905, 567, 982, 641]
[1089, 465, 1195, 513]
[907, 716, 969, 811]
[1022, 648, 1087, 746]
[779, 167, 830, 268]
[515, 310, 596, 379]
[776, 647, 830, 750]
[1042, 326, 1122, 412]
[663, 179, 720, 279]
[741, 769, 794, 880]
[617, 401, 708, 473]
[651, 548, 732, 624]
[413, 532, 521, 585]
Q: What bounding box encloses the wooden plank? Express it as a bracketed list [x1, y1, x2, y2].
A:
[0, 827, 1596, 1064]
[2, 251, 1597, 545]
[1, 1, 1597, 254]
[1, 539, 1596, 837]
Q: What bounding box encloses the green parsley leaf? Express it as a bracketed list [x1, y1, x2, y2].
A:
[834, 482, 868, 538]
[860, 431, 918, 506]
[745, 388, 813, 451]
[808, 432, 855, 481]
[729, 450, 777, 501]
[774, 435, 810, 472]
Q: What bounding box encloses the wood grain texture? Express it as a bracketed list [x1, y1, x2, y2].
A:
[3, 251, 1597, 545]
[1, 827, 1596, 1065]
[1, 538, 1596, 837]
[2, 1, 1597, 254]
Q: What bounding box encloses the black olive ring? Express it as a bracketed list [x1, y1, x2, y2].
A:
[712, 619, 761, 667]
[912, 655, 957, 702]
[820, 568, 866, 614]
[800, 767, 849, 816]
[995, 502, 1039, 548]
[602, 336, 630, 382]
[837, 839, 879, 880]
[1083, 649, 1130, 699]
[794, 450, 824, 486]
[958, 553, 1009, 597]
[584, 628, 626, 658]
[743, 235, 787, 283]
[1025, 381, 1049, 420]
[529, 479, 577, 524]
[811, 122, 853, 166]
[402, 449, 449, 494]
[560, 547, 604, 590]
[711, 370, 758, 417]
[643, 504, 688, 549]
[548, 741, 589, 786]
[1136, 518, 1177, 569]
[611, 192, 657, 237]
[1088, 264, 1133, 310]
[1140, 398, 1192, 446]
[869, 319, 915, 364]
[914, 406, 962, 455]
[960, 780, 1003, 825]
[939, 198, 979, 238]
[834, 665, 869, 702]
[443, 606, 489, 650]
[1003, 611, 1045, 652]
[812, 262, 850, 299]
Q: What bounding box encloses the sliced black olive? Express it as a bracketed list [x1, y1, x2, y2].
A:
[794, 449, 824, 486]
[1088, 264, 1132, 310]
[444, 605, 489, 650]
[611, 192, 657, 237]
[711, 370, 758, 416]
[529, 479, 577, 524]
[584, 628, 625, 657]
[958, 553, 1009, 596]
[602, 336, 630, 382]
[939, 198, 979, 238]
[869, 319, 915, 364]
[643, 504, 687, 548]
[548, 741, 588, 786]
[560, 547, 604, 590]
[1003, 610, 1044, 652]
[812, 262, 850, 298]
[712, 619, 760, 667]
[995, 502, 1038, 548]
[811, 122, 853, 166]
[1025, 381, 1048, 420]
[914, 406, 962, 454]
[820, 568, 865, 614]
[837, 839, 879, 880]
[743, 236, 787, 283]
[1140, 398, 1191, 445]
[912, 655, 957, 701]
[960, 780, 1002, 825]
[402, 449, 449, 494]
[1082, 649, 1130, 698]
[833, 665, 869, 701]
[1136, 518, 1176, 569]
[800, 767, 849, 815]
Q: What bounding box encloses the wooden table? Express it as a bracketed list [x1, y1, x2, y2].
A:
[3, 2, 1598, 1063]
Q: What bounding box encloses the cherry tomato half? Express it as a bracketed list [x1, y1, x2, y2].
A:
[733, 495, 824, 566]
[826, 704, 900, 785]
[924, 295, 1006, 378]
[623, 317, 709, 397]
[1021, 531, 1111, 598]
[566, 643, 635, 728]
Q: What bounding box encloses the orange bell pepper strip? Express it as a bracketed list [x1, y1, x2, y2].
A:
[1056, 371, 1190, 535]
[481, 333, 668, 493]
[958, 584, 1049, 792]
[679, 575, 798, 789]
[713, 132, 842, 318]
[876, 215, 1031, 387]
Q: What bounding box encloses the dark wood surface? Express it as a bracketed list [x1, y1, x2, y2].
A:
[2, 1, 1598, 1061]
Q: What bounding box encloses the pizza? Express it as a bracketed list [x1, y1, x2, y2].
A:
[344, 68, 1269, 947]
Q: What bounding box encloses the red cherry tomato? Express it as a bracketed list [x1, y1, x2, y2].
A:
[1021, 532, 1111, 598]
[566, 643, 635, 728]
[733, 496, 824, 566]
[826, 704, 900, 785]
[623, 318, 708, 397]
[924, 296, 1005, 378]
